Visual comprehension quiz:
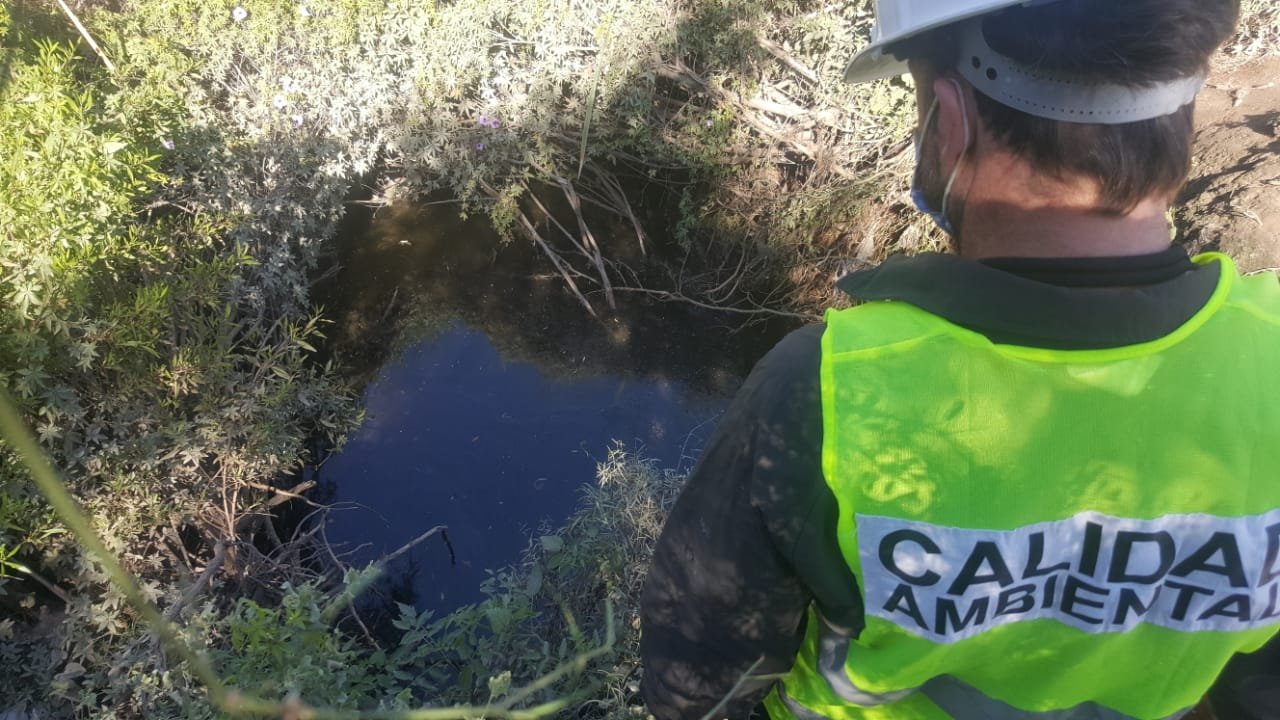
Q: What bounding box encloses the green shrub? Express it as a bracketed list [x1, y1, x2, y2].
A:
[0, 4, 358, 714]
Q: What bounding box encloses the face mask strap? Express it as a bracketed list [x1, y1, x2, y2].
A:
[939, 78, 972, 229]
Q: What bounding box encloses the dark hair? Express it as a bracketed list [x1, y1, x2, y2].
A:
[896, 0, 1241, 214]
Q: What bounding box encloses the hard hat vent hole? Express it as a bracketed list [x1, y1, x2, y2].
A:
[986, 68, 999, 81]
[971, 56, 982, 69]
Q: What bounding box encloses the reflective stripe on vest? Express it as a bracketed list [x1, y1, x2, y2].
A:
[779, 685, 833, 720]
[780, 616, 1194, 720]
[921, 676, 1191, 720]
[814, 613, 919, 706]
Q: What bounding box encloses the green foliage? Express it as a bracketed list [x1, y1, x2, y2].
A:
[101, 0, 913, 261]
[2, 372, 631, 718]
[215, 584, 387, 711]
[390, 449, 680, 717]
[0, 4, 359, 715]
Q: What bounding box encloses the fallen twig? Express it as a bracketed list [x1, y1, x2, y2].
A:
[246, 479, 321, 509]
[54, 0, 116, 73]
[517, 211, 599, 318]
[611, 286, 820, 321]
[557, 177, 617, 309]
[163, 540, 229, 623]
[380, 524, 449, 567]
[756, 34, 819, 84]
[16, 565, 73, 605]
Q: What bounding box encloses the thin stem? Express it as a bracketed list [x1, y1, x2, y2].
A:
[53, 0, 116, 73]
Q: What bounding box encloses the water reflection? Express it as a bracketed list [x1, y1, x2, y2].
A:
[321, 324, 728, 611]
[311, 197, 801, 612]
[315, 200, 789, 395]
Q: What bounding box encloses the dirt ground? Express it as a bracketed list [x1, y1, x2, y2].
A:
[1180, 55, 1280, 274]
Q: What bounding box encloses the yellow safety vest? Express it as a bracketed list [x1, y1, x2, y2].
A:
[767, 254, 1280, 719]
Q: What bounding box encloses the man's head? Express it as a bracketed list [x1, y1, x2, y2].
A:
[851, 0, 1241, 248]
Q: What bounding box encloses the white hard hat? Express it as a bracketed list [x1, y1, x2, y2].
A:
[843, 1, 1207, 124]
[844, 0, 1040, 83]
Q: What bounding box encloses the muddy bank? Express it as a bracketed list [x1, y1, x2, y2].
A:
[1178, 56, 1280, 272]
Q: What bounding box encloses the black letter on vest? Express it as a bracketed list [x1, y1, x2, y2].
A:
[996, 584, 1037, 617]
[1114, 587, 1163, 625]
[1079, 522, 1104, 577]
[880, 530, 942, 587]
[1260, 583, 1280, 621]
[1061, 576, 1108, 625]
[1170, 532, 1248, 588]
[1165, 580, 1215, 622]
[1042, 575, 1059, 609]
[1109, 531, 1176, 585]
[935, 597, 990, 636]
[1199, 594, 1253, 623]
[1260, 523, 1280, 588]
[883, 584, 929, 631]
[1024, 532, 1071, 579]
[947, 541, 1016, 596]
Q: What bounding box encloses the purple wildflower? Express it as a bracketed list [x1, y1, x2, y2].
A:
[475, 143, 486, 152]
[291, 114, 304, 127]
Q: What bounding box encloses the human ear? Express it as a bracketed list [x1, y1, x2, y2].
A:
[931, 76, 972, 166]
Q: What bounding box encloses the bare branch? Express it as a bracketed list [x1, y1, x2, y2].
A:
[611, 286, 819, 321]
[54, 0, 116, 73]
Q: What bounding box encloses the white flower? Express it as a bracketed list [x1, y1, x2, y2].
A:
[273, 94, 287, 109]
[280, 76, 296, 92]
[231, 6, 248, 21]
[298, 5, 311, 17]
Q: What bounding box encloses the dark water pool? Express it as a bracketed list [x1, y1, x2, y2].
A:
[320, 323, 732, 611]
[312, 200, 791, 612]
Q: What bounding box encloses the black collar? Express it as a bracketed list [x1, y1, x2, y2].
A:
[836, 248, 1220, 350]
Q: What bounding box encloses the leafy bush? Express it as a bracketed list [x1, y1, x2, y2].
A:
[0, 3, 358, 714]
[96, 0, 921, 317]
[3, 445, 670, 719]
[389, 448, 680, 717]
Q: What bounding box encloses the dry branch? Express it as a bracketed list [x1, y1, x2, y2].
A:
[54, 0, 116, 73]
[756, 34, 819, 84]
[611, 286, 820, 321]
[557, 177, 617, 309]
[163, 540, 229, 623]
[654, 60, 854, 181]
[517, 211, 599, 318]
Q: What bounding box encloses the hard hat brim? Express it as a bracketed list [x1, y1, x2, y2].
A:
[844, 44, 911, 84]
[842, 0, 1035, 84]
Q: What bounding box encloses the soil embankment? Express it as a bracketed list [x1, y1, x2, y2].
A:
[1181, 56, 1280, 272]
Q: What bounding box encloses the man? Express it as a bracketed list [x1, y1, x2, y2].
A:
[639, 0, 1280, 718]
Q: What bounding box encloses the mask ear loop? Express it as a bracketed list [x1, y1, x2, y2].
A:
[939, 78, 972, 229]
[916, 96, 940, 157]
